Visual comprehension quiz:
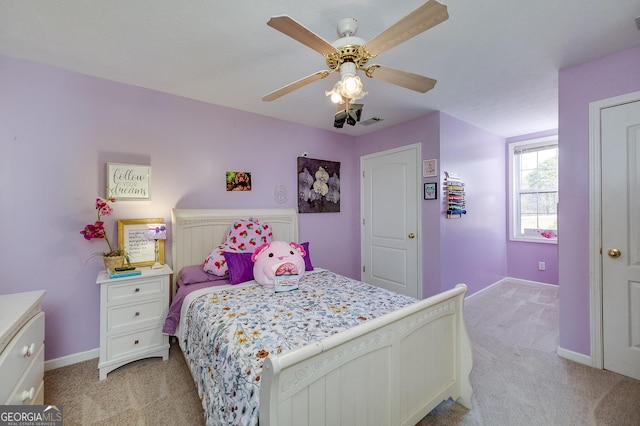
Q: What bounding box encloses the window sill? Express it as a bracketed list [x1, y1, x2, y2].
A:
[510, 236, 558, 244]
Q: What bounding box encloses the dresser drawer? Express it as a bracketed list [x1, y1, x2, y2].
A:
[107, 328, 166, 361]
[0, 312, 45, 403]
[107, 277, 164, 303]
[107, 298, 165, 334]
[4, 343, 44, 405]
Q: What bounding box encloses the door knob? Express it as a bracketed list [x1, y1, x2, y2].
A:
[607, 248, 622, 258]
[408, 233, 415, 239]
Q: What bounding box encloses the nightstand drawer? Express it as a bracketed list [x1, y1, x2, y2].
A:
[107, 298, 165, 333]
[107, 328, 165, 360]
[0, 312, 44, 403]
[107, 277, 164, 303]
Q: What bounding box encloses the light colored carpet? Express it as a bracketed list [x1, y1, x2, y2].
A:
[44, 280, 640, 425]
[418, 281, 640, 426]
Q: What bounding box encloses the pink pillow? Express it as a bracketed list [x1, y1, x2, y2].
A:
[203, 243, 236, 276]
[203, 218, 273, 276]
[300, 241, 314, 271]
[224, 251, 255, 284]
[227, 217, 272, 249]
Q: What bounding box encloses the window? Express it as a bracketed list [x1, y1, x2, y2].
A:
[509, 136, 558, 243]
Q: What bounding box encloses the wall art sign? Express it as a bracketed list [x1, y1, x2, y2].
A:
[226, 171, 252, 191]
[107, 163, 151, 200]
[117, 218, 165, 267]
[297, 157, 340, 213]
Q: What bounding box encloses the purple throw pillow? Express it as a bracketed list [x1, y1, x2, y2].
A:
[224, 251, 255, 284]
[179, 264, 229, 286]
[301, 241, 314, 271]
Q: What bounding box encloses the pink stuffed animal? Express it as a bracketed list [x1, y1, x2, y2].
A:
[251, 241, 306, 288]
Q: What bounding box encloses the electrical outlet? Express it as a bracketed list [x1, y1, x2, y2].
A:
[538, 262, 546, 271]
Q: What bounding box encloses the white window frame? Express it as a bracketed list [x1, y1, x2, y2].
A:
[508, 136, 558, 244]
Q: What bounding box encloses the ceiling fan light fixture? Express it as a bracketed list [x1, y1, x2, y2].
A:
[330, 91, 344, 104]
[336, 61, 366, 100]
[325, 82, 345, 104]
[341, 75, 362, 96]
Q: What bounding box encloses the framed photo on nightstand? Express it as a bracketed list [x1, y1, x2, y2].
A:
[117, 218, 165, 267]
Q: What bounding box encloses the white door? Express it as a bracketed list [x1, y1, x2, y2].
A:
[361, 144, 420, 299]
[601, 99, 640, 380]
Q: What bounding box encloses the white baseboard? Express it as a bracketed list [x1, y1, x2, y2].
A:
[45, 348, 99, 371]
[464, 279, 505, 300]
[465, 276, 557, 301]
[504, 277, 559, 288]
[557, 345, 593, 367]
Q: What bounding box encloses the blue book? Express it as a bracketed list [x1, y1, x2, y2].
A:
[109, 270, 142, 279]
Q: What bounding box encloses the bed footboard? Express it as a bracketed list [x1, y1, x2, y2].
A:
[259, 283, 473, 426]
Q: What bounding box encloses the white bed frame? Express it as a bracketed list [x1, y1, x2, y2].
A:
[172, 208, 473, 426]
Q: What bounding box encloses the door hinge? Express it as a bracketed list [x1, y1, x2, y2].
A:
[362, 170, 365, 178]
[362, 265, 365, 273]
[362, 218, 365, 225]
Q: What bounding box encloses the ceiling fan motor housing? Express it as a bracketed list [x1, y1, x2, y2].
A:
[328, 37, 372, 69]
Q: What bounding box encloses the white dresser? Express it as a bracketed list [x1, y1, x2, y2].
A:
[0, 290, 46, 405]
[96, 265, 172, 380]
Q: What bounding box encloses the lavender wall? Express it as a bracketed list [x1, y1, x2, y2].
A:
[558, 46, 640, 356]
[0, 55, 360, 360]
[439, 113, 507, 295]
[506, 129, 559, 285]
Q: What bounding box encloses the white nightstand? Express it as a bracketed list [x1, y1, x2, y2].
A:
[96, 264, 172, 380]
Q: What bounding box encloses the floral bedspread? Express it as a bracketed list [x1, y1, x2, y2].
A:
[181, 269, 416, 426]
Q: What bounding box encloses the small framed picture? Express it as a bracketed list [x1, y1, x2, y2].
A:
[226, 171, 252, 191]
[423, 159, 437, 178]
[424, 182, 438, 200]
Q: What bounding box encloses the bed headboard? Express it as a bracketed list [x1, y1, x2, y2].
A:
[171, 208, 299, 289]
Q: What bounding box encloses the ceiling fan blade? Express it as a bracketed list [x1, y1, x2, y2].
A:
[267, 15, 337, 57]
[262, 70, 332, 102]
[363, 0, 448, 56]
[365, 65, 437, 93]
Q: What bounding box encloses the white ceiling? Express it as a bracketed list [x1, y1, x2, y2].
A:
[1, 1, 639, 138]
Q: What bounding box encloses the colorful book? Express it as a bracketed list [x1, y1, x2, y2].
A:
[108, 269, 141, 279]
[274, 274, 300, 293]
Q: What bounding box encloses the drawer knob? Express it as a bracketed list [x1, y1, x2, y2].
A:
[21, 387, 35, 402]
[134, 339, 139, 345]
[135, 311, 140, 317]
[134, 288, 140, 292]
[21, 343, 35, 358]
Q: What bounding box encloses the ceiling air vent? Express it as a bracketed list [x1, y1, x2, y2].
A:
[359, 117, 383, 126]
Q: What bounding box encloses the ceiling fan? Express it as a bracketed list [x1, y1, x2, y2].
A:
[262, 0, 449, 104]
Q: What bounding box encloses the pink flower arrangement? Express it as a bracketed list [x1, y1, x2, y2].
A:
[540, 229, 557, 239]
[80, 196, 124, 257]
